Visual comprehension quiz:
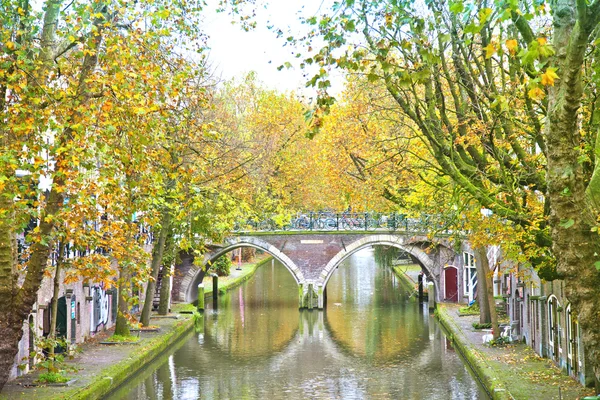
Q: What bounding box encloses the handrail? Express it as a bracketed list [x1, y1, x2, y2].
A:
[232, 212, 464, 234]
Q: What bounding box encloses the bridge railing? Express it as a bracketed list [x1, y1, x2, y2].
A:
[232, 212, 462, 234]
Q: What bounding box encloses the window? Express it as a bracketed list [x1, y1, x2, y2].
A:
[463, 252, 477, 301]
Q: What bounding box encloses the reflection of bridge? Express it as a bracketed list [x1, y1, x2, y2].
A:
[174, 230, 474, 309]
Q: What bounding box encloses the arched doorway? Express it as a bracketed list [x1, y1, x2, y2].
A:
[443, 266, 458, 302]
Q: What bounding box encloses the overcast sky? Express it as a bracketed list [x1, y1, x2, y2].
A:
[202, 0, 343, 95]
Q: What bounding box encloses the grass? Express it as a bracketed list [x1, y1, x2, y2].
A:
[459, 302, 480, 316]
[102, 334, 140, 344]
[37, 371, 69, 384]
[203, 255, 272, 296]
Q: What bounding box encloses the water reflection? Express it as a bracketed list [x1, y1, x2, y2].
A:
[109, 248, 486, 399]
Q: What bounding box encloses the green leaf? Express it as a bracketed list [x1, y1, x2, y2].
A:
[594, 261, 600, 271]
[559, 219, 575, 229]
[449, 1, 464, 13]
[367, 73, 379, 82]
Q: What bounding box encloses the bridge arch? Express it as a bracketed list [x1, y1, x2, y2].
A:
[316, 234, 441, 302]
[182, 236, 305, 303]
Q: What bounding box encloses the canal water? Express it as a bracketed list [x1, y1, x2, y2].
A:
[110, 248, 487, 399]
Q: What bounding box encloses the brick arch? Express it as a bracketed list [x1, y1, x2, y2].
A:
[316, 234, 442, 302]
[180, 236, 304, 303]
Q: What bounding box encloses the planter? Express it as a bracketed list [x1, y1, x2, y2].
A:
[529, 295, 540, 301]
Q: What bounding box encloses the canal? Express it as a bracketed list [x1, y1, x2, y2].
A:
[109, 248, 488, 399]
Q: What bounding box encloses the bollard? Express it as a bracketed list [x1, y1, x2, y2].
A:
[212, 274, 218, 300]
[418, 273, 424, 302]
[197, 283, 205, 312]
[298, 283, 304, 309]
[427, 282, 435, 311]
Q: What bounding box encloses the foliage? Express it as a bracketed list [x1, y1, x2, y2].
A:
[34, 335, 69, 375]
[459, 302, 480, 316]
[210, 255, 232, 277]
[37, 371, 69, 384]
[374, 246, 397, 268]
[488, 336, 511, 347]
[473, 322, 492, 330]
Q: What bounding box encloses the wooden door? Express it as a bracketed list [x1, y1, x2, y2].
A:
[444, 267, 458, 302]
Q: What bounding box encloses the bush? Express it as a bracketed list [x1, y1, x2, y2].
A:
[37, 371, 69, 384]
[211, 255, 231, 277]
[489, 336, 511, 346]
[472, 322, 492, 330]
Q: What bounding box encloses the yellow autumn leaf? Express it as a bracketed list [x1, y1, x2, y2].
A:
[484, 43, 496, 59]
[536, 37, 547, 46]
[541, 67, 559, 86]
[505, 39, 518, 54]
[385, 13, 392, 27]
[5, 41, 14, 50]
[528, 86, 545, 100]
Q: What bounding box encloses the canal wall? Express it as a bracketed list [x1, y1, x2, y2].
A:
[436, 305, 510, 399]
[204, 255, 273, 297]
[391, 264, 429, 300]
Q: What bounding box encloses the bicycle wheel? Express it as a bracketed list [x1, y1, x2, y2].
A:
[325, 218, 336, 230]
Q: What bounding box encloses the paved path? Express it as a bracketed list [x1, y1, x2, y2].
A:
[0, 316, 191, 400]
[440, 304, 595, 399]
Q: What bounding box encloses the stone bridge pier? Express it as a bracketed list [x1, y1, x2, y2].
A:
[174, 232, 468, 309]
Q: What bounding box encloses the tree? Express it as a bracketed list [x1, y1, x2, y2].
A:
[0, 0, 209, 388]
[302, 0, 600, 380]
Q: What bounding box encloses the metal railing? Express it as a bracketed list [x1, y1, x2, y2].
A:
[232, 211, 461, 234]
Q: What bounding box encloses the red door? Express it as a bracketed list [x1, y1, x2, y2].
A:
[444, 267, 458, 302]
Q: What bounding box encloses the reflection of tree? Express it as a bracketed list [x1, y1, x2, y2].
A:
[325, 249, 429, 362]
[206, 263, 299, 358]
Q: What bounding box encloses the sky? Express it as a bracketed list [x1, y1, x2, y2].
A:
[202, 0, 344, 96]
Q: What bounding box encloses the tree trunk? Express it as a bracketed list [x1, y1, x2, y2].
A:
[474, 247, 491, 324]
[476, 247, 500, 340]
[544, 0, 600, 382]
[140, 212, 170, 326]
[158, 263, 172, 315]
[47, 241, 66, 370]
[114, 269, 131, 337]
[0, 197, 20, 390]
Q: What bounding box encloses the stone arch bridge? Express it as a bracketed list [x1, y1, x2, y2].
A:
[173, 232, 473, 309]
